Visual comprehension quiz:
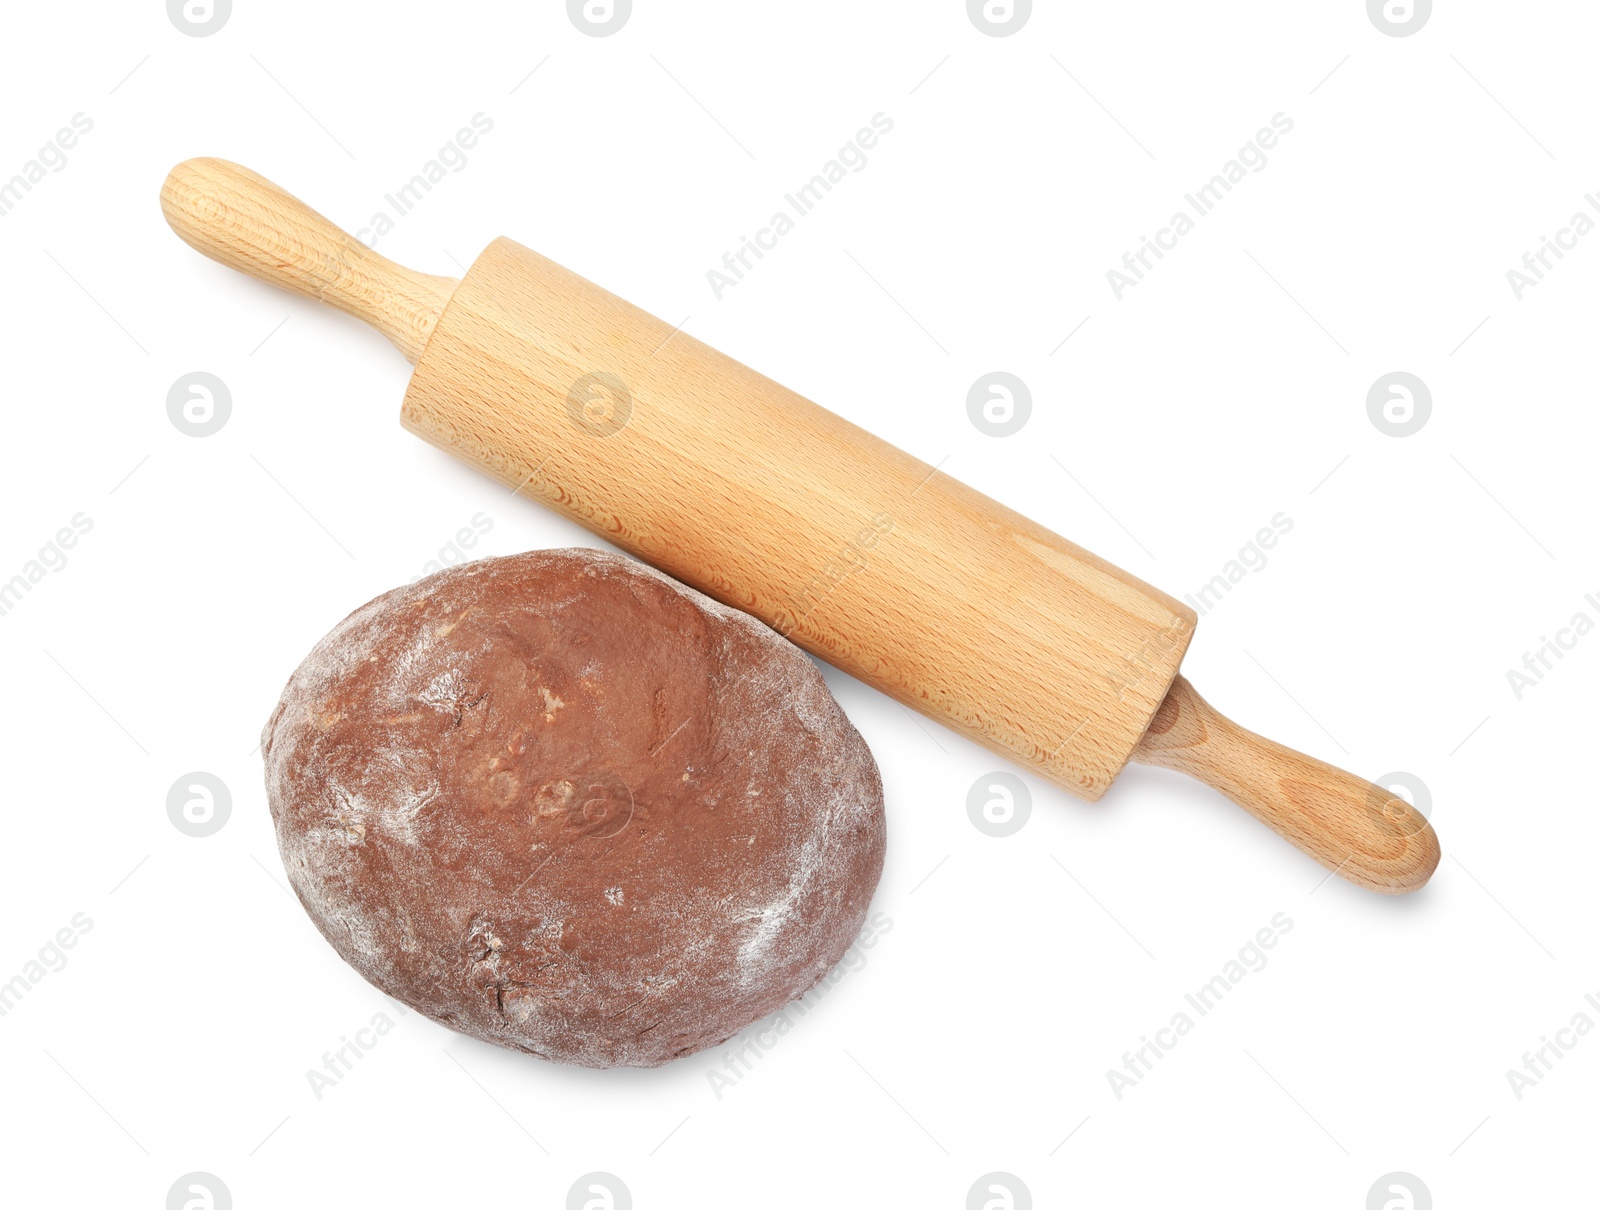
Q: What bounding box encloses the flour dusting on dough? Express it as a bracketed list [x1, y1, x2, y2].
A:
[262, 549, 885, 1068]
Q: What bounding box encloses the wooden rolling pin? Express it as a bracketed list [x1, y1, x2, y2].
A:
[161, 158, 1439, 894]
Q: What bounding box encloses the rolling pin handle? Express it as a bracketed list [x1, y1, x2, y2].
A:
[1133, 676, 1440, 893]
[160, 158, 458, 364]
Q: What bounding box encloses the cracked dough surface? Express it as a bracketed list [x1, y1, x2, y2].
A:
[262, 548, 886, 1067]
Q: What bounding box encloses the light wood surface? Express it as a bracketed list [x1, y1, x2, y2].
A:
[161, 158, 456, 363]
[402, 236, 1195, 800]
[1133, 677, 1439, 892]
[159, 158, 1441, 893]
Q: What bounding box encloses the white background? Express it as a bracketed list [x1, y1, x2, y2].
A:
[1, 1, 1595, 1206]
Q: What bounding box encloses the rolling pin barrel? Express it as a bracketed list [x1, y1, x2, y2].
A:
[160, 158, 1440, 894]
[400, 234, 1196, 804]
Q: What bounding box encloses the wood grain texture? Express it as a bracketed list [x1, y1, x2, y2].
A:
[161, 158, 456, 363]
[159, 160, 1442, 891]
[1133, 676, 1440, 893]
[401, 238, 1197, 800]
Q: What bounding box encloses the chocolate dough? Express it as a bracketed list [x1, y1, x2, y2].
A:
[262, 549, 885, 1067]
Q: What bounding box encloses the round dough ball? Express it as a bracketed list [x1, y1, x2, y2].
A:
[262, 549, 885, 1067]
